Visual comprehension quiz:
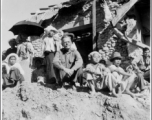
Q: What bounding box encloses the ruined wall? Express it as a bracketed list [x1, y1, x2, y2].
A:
[96, 2, 145, 67]
[42, 0, 144, 68]
[96, 1, 128, 63]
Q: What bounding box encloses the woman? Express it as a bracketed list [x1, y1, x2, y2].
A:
[16, 33, 34, 82]
[2, 53, 25, 90]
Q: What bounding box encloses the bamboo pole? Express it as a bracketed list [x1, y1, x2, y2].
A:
[92, 0, 97, 51]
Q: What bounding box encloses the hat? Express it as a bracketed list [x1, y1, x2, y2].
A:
[62, 32, 75, 42]
[88, 51, 101, 60]
[110, 52, 122, 61]
[5, 53, 19, 64]
[45, 25, 58, 32]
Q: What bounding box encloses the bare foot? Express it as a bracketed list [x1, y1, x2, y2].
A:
[89, 90, 96, 95]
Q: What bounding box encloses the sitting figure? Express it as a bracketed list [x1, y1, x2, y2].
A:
[31, 59, 46, 85]
[126, 55, 149, 93]
[106, 52, 140, 98]
[85, 51, 107, 95]
[53, 33, 83, 90]
[2, 53, 25, 90]
[135, 48, 150, 82]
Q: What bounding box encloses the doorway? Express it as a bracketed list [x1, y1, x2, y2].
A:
[63, 24, 92, 66]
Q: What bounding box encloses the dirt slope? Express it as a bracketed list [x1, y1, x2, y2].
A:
[2, 81, 150, 120]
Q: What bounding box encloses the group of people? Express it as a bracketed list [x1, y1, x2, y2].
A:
[2, 25, 150, 98]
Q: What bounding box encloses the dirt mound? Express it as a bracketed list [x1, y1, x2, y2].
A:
[2, 82, 150, 120]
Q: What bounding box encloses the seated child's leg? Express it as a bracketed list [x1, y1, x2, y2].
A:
[88, 80, 96, 94]
[111, 87, 119, 97]
[117, 85, 122, 95]
[123, 74, 137, 98]
[106, 73, 122, 97]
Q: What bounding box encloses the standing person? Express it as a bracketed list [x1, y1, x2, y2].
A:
[53, 33, 83, 90]
[16, 33, 34, 82]
[30, 36, 44, 69]
[42, 26, 58, 84]
[2, 38, 17, 60]
[2, 53, 25, 90]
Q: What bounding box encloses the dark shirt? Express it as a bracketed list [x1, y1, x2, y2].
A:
[2, 48, 17, 60]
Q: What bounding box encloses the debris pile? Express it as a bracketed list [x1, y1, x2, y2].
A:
[2, 82, 150, 120]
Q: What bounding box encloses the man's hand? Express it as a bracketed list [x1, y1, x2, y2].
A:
[132, 63, 138, 70]
[63, 68, 74, 77]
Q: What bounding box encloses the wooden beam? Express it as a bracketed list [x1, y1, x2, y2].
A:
[63, 24, 92, 32]
[39, 8, 49, 10]
[112, 0, 139, 26]
[92, 0, 97, 50]
[31, 13, 35, 15]
[48, 5, 56, 7]
[113, 28, 149, 49]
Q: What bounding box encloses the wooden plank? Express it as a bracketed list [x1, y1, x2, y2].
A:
[92, 0, 97, 50]
[63, 24, 92, 32]
[113, 28, 149, 49]
[127, 37, 150, 49]
[112, 0, 139, 26]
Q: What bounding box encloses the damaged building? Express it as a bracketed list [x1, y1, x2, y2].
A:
[28, 0, 150, 67]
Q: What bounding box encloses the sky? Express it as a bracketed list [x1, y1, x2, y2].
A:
[2, 0, 67, 51]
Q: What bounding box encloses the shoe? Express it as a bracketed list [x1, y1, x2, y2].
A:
[72, 85, 77, 91]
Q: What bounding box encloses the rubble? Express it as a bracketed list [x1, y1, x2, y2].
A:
[2, 81, 150, 120]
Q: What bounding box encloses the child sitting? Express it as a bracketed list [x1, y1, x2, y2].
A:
[2, 53, 25, 89]
[85, 51, 107, 95]
[31, 59, 46, 85]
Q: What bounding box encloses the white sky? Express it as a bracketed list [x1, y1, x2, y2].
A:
[2, 0, 67, 51]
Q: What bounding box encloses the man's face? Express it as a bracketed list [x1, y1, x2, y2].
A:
[113, 58, 121, 67]
[9, 41, 16, 48]
[9, 56, 16, 65]
[92, 54, 100, 63]
[62, 36, 72, 50]
[143, 50, 150, 57]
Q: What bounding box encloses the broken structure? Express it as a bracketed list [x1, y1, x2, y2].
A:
[28, 0, 150, 66]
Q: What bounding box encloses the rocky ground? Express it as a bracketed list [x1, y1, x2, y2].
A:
[2, 81, 150, 120]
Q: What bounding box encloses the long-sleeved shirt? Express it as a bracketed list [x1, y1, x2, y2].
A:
[53, 48, 83, 71]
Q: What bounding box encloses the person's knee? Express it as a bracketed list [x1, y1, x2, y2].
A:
[10, 67, 20, 73]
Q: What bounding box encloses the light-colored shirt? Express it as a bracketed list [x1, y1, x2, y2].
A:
[85, 63, 105, 80]
[17, 42, 34, 60]
[108, 65, 123, 83]
[53, 48, 83, 71]
[43, 37, 55, 53]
